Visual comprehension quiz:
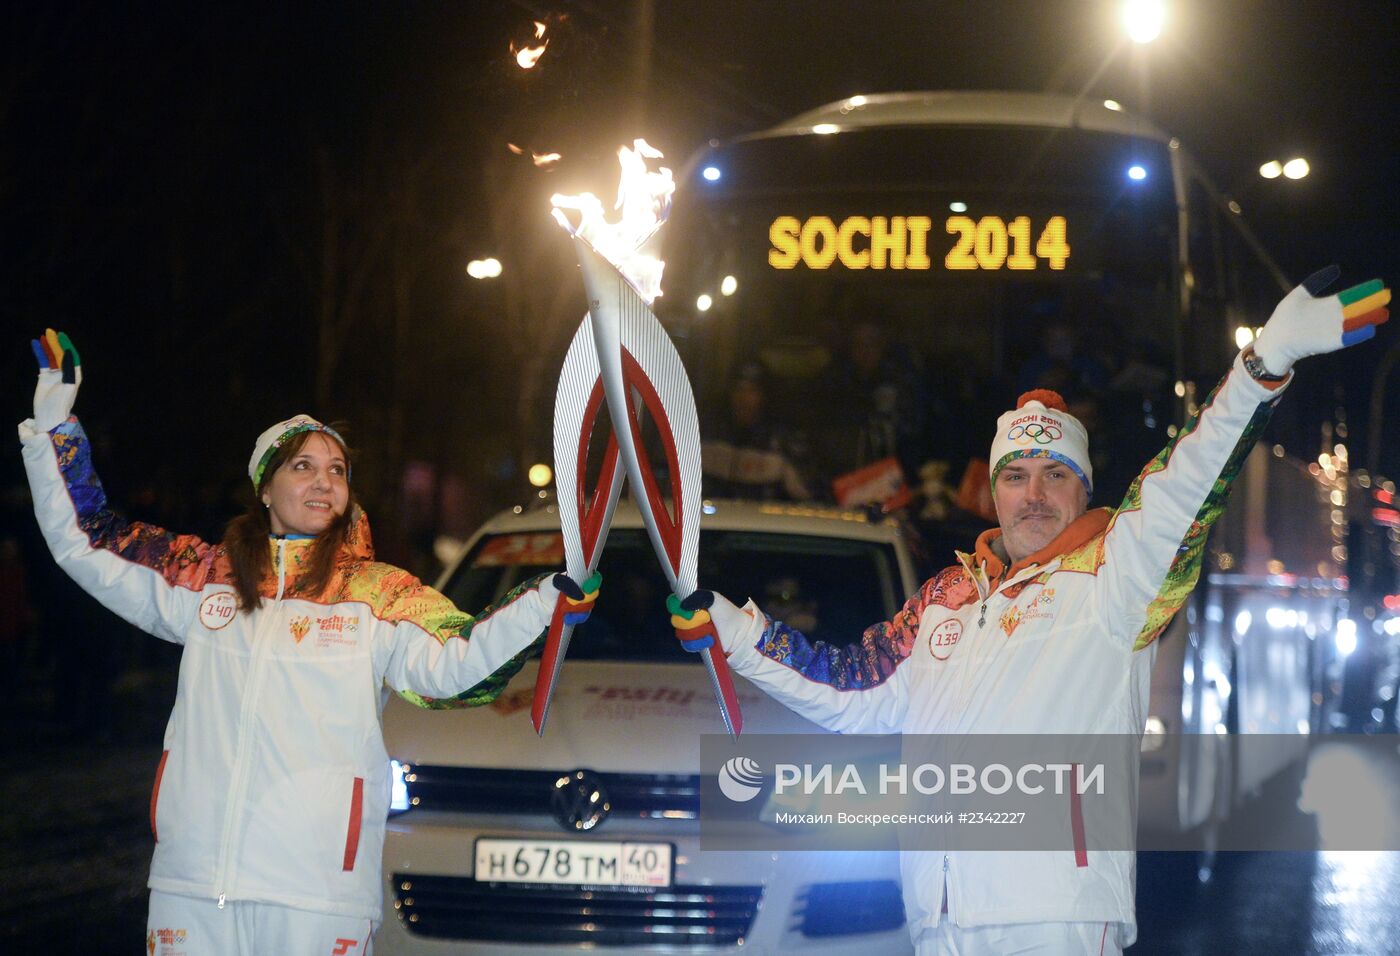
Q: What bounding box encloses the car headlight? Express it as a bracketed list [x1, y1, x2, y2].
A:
[390, 759, 413, 815]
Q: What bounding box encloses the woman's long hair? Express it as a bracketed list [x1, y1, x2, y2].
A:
[223, 429, 358, 612]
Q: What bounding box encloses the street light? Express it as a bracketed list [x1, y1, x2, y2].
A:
[1122, 0, 1165, 44]
[466, 257, 503, 279]
[1258, 158, 1309, 181]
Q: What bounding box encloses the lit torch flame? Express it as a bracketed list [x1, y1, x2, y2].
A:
[511, 21, 549, 69]
[551, 139, 672, 304]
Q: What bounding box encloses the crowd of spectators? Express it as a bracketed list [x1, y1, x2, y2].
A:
[699, 311, 1173, 526]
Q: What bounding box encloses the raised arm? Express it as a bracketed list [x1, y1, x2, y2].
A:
[19, 331, 218, 643]
[1092, 271, 1390, 650]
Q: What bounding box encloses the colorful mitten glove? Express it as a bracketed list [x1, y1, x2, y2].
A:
[1252, 266, 1390, 376]
[553, 571, 601, 625]
[30, 328, 82, 432]
[668, 589, 752, 655]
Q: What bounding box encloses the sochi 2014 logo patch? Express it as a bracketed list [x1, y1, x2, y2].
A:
[929, 618, 962, 660]
[1006, 415, 1064, 445]
[148, 928, 188, 956]
[313, 613, 359, 648]
[1000, 586, 1057, 637]
[1008, 419, 1058, 447]
[289, 615, 311, 643]
[197, 592, 237, 631]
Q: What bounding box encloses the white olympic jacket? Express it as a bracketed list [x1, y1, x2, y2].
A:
[21, 416, 557, 921]
[722, 352, 1288, 947]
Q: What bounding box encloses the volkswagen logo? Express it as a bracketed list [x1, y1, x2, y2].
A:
[551, 769, 611, 831]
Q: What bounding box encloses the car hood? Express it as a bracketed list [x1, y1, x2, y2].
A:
[383, 660, 828, 772]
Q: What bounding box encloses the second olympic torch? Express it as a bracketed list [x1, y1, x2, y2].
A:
[571, 237, 744, 738]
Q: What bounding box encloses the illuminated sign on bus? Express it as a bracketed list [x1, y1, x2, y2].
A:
[767, 214, 1070, 272]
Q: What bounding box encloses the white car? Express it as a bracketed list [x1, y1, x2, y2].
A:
[378, 499, 920, 953]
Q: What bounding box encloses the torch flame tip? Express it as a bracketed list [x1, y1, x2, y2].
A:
[550, 141, 672, 304]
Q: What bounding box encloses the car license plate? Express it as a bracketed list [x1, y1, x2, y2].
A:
[473, 838, 673, 887]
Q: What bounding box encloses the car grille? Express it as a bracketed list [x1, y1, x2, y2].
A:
[403, 765, 700, 819]
[797, 880, 905, 937]
[392, 874, 764, 946]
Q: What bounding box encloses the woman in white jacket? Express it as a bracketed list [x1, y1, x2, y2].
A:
[20, 330, 598, 955]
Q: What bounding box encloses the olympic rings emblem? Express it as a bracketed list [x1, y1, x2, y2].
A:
[1008, 423, 1063, 445]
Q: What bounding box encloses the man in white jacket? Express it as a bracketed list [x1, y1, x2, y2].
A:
[673, 269, 1389, 954]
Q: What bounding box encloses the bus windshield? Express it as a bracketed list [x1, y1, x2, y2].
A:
[659, 124, 1180, 509]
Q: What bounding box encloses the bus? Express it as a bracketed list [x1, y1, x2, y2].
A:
[656, 90, 1345, 879]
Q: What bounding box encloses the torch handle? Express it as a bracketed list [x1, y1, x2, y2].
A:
[531, 593, 575, 735]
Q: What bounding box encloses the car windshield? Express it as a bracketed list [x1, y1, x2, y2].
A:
[442, 527, 903, 663]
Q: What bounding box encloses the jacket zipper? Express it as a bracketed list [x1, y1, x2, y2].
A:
[941, 854, 950, 917]
[215, 539, 287, 908]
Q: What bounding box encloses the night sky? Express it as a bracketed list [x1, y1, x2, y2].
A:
[4, 0, 1398, 570]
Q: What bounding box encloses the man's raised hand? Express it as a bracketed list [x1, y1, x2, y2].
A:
[1252, 267, 1390, 376]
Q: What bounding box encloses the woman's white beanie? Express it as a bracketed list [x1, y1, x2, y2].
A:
[248, 415, 348, 491]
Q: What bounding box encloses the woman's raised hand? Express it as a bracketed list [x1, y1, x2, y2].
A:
[30, 328, 82, 432]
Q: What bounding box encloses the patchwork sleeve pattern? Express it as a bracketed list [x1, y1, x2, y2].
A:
[1093, 353, 1286, 650]
[21, 418, 216, 643]
[370, 570, 554, 709]
[725, 567, 974, 734]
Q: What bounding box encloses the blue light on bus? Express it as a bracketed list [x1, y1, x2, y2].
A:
[702, 165, 722, 182]
[1127, 164, 1148, 181]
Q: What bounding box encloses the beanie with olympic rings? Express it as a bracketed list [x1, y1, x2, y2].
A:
[988, 389, 1092, 496]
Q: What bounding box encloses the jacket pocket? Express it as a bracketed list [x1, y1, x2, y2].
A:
[150, 750, 170, 842]
[342, 776, 364, 871]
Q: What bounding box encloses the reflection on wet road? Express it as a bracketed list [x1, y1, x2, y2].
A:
[1135, 739, 1400, 954]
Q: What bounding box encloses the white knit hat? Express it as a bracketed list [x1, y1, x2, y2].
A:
[248, 415, 348, 491]
[989, 390, 1092, 496]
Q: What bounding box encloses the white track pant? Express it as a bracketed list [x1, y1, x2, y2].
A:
[147, 890, 377, 956]
[916, 920, 1123, 956]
